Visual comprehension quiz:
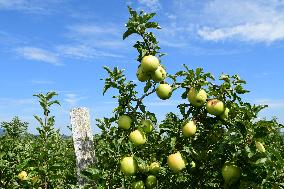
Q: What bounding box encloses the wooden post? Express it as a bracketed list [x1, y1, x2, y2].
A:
[70, 107, 95, 188]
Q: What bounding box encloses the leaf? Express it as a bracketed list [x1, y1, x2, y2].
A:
[103, 84, 111, 95]
[196, 68, 203, 76]
[219, 73, 229, 81]
[139, 104, 146, 113]
[235, 85, 249, 94]
[145, 22, 160, 29]
[34, 115, 44, 126]
[144, 80, 152, 93]
[148, 113, 157, 124]
[48, 100, 61, 107]
[123, 29, 136, 40]
[181, 89, 189, 99]
[127, 6, 137, 17]
[255, 158, 267, 164]
[46, 91, 58, 101]
[170, 137, 176, 150]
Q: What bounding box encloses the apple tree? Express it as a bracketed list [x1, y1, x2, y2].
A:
[0, 93, 77, 188]
[82, 6, 283, 189]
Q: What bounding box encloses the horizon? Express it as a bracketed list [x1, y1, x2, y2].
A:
[0, 0, 284, 135]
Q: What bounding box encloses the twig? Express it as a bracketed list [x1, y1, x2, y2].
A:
[134, 86, 156, 111]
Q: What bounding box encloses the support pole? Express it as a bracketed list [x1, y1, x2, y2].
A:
[70, 107, 95, 188]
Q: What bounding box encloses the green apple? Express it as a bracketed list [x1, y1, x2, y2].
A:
[222, 163, 241, 185]
[136, 66, 150, 82]
[167, 152, 186, 172]
[118, 115, 132, 130]
[31, 176, 39, 183]
[141, 55, 159, 72]
[120, 156, 137, 176]
[182, 121, 197, 137]
[18, 171, 28, 181]
[256, 141, 265, 153]
[206, 99, 225, 116]
[151, 65, 166, 82]
[129, 130, 146, 145]
[187, 88, 207, 107]
[138, 163, 149, 173]
[156, 84, 172, 100]
[146, 175, 157, 188]
[220, 107, 229, 120]
[149, 162, 160, 174]
[132, 180, 145, 189]
[190, 161, 196, 168]
[141, 120, 153, 133]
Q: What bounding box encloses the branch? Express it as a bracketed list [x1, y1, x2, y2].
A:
[134, 85, 156, 111]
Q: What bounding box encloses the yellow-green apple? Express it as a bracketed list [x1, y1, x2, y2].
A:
[136, 66, 150, 82]
[182, 121, 197, 137]
[138, 163, 149, 173]
[132, 180, 145, 189]
[141, 55, 159, 72]
[222, 163, 241, 185]
[190, 161, 196, 168]
[187, 88, 207, 107]
[255, 141, 265, 153]
[118, 115, 132, 130]
[141, 119, 153, 133]
[18, 171, 28, 181]
[156, 84, 172, 100]
[167, 152, 186, 172]
[149, 162, 160, 174]
[129, 130, 146, 145]
[120, 156, 137, 176]
[146, 175, 157, 188]
[206, 99, 225, 116]
[220, 107, 229, 120]
[151, 65, 166, 82]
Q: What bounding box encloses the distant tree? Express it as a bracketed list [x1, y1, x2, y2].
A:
[0, 116, 28, 138]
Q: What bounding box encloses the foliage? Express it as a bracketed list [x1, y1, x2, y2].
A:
[0, 92, 76, 189]
[82, 6, 284, 189]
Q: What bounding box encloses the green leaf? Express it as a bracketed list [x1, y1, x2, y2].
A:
[123, 29, 136, 40]
[46, 91, 58, 101]
[144, 80, 152, 93]
[255, 158, 267, 164]
[170, 137, 176, 150]
[145, 22, 160, 29]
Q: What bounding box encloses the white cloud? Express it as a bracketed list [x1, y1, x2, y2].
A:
[198, 22, 284, 43]
[138, 0, 161, 11]
[15, 46, 60, 65]
[69, 24, 120, 36]
[253, 72, 271, 78]
[57, 45, 123, 59]
[0, 97, 35, 106]
[0, 0, 42, 12]
[31, 80, 54, 85]
[255, 99, 284, 108]
[197, 0, 284, 43]
[0, 0, 63, 14]
[67, 23, 127, 50]
[64, 93, 88, 107]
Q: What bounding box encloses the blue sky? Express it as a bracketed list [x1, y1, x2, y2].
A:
[0, 0, 283, 134]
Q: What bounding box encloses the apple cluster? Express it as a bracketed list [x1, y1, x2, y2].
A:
[187, 87, 229, 119]
[117, 113, 194, 188]
[136, 55, 172, 100]
[117, 115, 160, 188]
[120, 155, 160, 188]
[187, 87, 245, 184]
